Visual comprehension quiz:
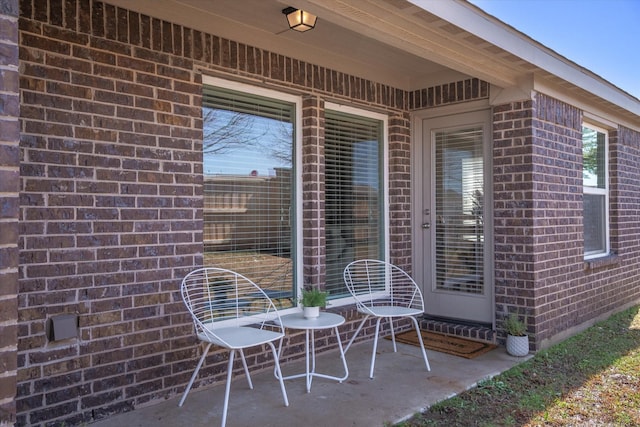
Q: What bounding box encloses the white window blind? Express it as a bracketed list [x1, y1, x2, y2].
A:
[325, 110, 384, 297]
[201, 84, 296, 305]
[434, 127, 484, 294]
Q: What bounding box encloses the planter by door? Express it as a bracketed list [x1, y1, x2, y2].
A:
[506, 334, 529, 357]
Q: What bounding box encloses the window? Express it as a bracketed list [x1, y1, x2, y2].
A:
[582, 124, 609, 258]
[201, 77, 299, 307]
[324, 105, 386, 297]
[435, 126, 485, 293]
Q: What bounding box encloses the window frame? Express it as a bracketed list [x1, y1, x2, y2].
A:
[582, 122, 610, 259]
[201, 76, 303, 317]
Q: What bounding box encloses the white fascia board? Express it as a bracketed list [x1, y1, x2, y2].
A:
[409, 0, 640, 117]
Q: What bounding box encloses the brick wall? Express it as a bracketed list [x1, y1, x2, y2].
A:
[388, 112, 413, 270]
[0, 0, 20, 425]
[493, 93, 640, 349]
[526, 94, 584, 343]
[610, 126, 640, 258]
[493, 94, 583, 348]
[16, 0, 491, 425]
[16, 0, 640, 425]
[493, 99, 538, 346]
[301, 95, 326, 287]
[601, 125, 640, 308]
[17, 1, 202, 425]
[410, 78, 489, 109]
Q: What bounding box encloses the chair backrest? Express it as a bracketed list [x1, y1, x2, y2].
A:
[180, 267, 284, 344]
[343, 259, 425, 312]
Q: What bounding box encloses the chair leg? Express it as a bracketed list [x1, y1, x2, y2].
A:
[344, 315, 370, 353]
[388, 317, 397, 352]
[267, 341, 289, 407]
[238, 348, 253, 390]
[410, 316, 431, 371]
[220, 349, 235, 427]
[179, 342, 212, 407]
[369, 317, 383, 379]
[274, 337, 285, 379]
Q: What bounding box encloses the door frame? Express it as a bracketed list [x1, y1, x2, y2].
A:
[411, 100, 495, 327]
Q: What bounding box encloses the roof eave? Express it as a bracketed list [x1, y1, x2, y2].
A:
[409, 0, 640, 119]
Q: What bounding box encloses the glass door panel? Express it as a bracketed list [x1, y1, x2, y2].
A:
[419, 109, 492, 323]
[435, 127, 484, 294]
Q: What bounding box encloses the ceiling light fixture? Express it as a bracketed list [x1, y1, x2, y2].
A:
[282, 7, 317, 32]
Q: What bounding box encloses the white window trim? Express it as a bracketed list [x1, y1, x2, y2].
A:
[583, 122, 610, 260]
[323, 102, 389, 308]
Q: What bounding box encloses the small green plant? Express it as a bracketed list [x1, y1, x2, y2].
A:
[503, 314, 527, 336]
[300, 286, 328, 307]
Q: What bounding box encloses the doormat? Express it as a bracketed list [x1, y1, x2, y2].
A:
[387, 330, 497, 359]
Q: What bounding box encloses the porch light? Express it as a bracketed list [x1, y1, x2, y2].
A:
[282, 7, 317, 32]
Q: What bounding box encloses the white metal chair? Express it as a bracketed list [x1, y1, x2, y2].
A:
[343, 259, 431, 378]
[178, 267, 289, 427]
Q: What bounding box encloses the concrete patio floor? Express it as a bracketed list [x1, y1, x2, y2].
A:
[91, 338, 528, 427]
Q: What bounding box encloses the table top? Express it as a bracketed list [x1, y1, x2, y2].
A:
[279, 312, 345, 330]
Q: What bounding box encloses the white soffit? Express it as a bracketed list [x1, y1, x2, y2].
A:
[102, 0, 639, 124]
[298, 0, 522, 87]
[104, 0, 448, 90]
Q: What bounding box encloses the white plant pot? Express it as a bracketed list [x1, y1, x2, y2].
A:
[506, 334, 529, 357]
[303, 306, 320, 319]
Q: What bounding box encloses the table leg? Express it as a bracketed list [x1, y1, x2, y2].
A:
[303, 327, 348, 387]
[305, 329, 312, 393]
[334, 326, 349, 382]
[276, 320, 349, 392]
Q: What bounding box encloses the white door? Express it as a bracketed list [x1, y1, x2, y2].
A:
[414, 110, 493, 323]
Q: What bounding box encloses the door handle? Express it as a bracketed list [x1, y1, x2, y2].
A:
[421, 223, 430, 229]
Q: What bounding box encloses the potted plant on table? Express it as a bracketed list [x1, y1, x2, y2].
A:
[300, 287, 328, 319]
[503, 313, 529, 357]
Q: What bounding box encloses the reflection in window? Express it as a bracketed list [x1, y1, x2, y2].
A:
[582, 125, 609, 257]
[435, 127, 484, 294]
[202, 84, 296, 307]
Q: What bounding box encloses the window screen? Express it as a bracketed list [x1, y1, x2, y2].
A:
[325, 109, 384, 297]
[202, 85, 296, 306]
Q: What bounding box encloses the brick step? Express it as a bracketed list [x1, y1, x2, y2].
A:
[419, 316, 495, 344]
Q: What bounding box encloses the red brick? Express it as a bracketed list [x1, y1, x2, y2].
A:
[14, 1, 640, 426]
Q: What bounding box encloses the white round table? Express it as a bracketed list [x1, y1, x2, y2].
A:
[277, 312, 349, 392]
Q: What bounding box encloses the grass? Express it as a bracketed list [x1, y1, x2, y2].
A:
[396, 305, 640, 427]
